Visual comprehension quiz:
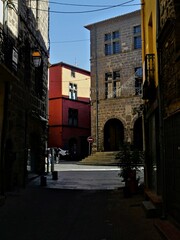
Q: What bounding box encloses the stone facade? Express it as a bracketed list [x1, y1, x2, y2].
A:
[86, 10, 143, 153]
[158, 0, 180, 224]
[158, 0, 180, 118]
[0, 1, 49, 192]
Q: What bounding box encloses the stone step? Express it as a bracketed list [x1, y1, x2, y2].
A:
[80, 151, 120, 165]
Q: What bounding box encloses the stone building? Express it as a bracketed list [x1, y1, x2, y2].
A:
[141, 0, 180, 226]
[0, 1, 49, 193]
[157, 0, 180, 224]
[48, 62, 91, 160]
[85, 10, 143, 155]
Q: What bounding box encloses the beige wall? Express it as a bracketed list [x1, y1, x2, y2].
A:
[62, 67, 90, 98]
[6, 1, 49, 49]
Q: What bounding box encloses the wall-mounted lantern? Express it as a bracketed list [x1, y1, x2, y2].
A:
[32, 49, 42, 68]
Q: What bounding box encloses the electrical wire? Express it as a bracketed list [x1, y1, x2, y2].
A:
[51, 39, 89, 44]
[12, 0, 141, 14]
[30, 1, 141, 14]
[34, 1, 114, 8]
[30, 0, 137, 9]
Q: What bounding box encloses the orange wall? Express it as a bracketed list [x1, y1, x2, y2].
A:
[49, 98, 62, 126]
[49, 65, 62, 98]
[48, 63, 91, 153]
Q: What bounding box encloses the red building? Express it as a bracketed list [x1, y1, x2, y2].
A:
[48, 62, 91, 160]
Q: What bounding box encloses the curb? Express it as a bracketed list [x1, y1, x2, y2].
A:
[155, 219, 180, 240]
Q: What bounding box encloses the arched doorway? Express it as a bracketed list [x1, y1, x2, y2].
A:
[69, 138, 77, 160]
[133, 117, 143, 150]
[104, 118, 124, 151]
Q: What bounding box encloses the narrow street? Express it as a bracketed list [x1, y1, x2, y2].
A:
[42, 161, 125, 190]
[0, 162, 163, 240]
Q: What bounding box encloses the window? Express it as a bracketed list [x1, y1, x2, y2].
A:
[112, 31, 120, 39]
[104, 33, 111, 41]
[104, 30, 120, 55]
[134, 25, 141, 34]
[105, 71, 121, 99]
[68, 108, 78, 126]
[134, 25, 141, 49]
[134, 36, 141, 49]
[69, 83, 77, 100]
[113, 71, 120, 80]
[113, 41, 120, 54]
[135, 67, 142, 95]
[71, 69, 75, 78]
[105, 72, 113, 80]
[105, 43, 112, 55]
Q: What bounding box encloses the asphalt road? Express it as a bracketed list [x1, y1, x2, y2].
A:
[0, 187, 162, 240]
[42, 161, 144, 190]
[0, 162, 162, 240]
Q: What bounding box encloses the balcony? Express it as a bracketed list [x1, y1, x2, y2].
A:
[142, 54, 156, 101]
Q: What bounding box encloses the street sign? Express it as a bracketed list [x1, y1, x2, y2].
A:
[87, 136, 94, 143]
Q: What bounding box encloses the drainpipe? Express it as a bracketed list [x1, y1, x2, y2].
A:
[141, 0, 148, 188]
[141, 0, 146, 152]
[141, 0, 145, 64]
[36, 0, 39, 29]
[94, 25, 99, 151]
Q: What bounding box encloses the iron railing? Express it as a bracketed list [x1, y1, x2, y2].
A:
[142, 54, 156, 100]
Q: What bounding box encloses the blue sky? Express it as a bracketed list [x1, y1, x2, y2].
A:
[49, 0, 141, 71]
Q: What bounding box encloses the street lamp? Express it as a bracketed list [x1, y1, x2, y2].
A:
[32, 49, 42, 68]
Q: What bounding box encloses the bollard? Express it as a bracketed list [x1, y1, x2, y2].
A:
[52, 171, 58, 180]
[40, 175, 47, 186]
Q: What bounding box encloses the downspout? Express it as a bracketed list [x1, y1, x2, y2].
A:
[141, 0, 148, 188]
[141, 0, 146, 67]
[156, 0, 166, 219]
[141, 0, 146, 152]
[94, 25, 99, 151]
[36, 0, 39, 30]
[46, 6, 50, 163]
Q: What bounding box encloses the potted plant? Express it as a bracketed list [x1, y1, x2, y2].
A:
[116, 142, 144, 197]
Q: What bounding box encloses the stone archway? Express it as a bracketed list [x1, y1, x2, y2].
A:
[104, 118, 124, 151]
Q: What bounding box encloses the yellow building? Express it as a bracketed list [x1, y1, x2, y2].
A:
[142, 0, 180, 226]
[141, 0, 162, 205]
